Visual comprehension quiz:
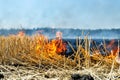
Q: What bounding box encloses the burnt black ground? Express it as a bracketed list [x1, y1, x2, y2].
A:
[71, 74, 94, 80]
[0, 74, 4, 79]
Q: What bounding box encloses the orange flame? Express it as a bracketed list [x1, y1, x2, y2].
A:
[47, 31, 67, 55]
[106, 40, 120, 60]
[50, 39, 67, 55]
[35, 31, 67, 55]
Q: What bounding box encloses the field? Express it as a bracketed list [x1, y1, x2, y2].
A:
[0, 31, 120, 80]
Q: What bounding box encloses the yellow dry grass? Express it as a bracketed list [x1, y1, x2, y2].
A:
[0, 34, 120, 80]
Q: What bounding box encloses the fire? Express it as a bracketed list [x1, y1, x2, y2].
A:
[91, 39, 120, 64]
[35, 34, 48, 54]
[106, 40, 119, 59]
[15, 30, 120, 64]
[51, 31, 67, 55]
[49, 38, 67, 55]
[47, 40, 57, 53]
[35, 31, 67, 56]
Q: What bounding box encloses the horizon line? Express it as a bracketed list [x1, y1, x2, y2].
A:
[0, 27, 120, 30]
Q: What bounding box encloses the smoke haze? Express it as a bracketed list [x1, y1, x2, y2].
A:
[0, 0, 120, 29]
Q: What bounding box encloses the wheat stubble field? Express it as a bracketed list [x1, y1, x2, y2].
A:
[0, 31, 120, 80]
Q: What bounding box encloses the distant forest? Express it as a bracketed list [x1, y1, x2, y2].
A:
[0, 28, 120, 39]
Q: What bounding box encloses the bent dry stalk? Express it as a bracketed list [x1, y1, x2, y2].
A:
[0, 31, 120, 80]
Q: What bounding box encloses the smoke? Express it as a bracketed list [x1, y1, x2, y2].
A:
[0, 28, 120, 39]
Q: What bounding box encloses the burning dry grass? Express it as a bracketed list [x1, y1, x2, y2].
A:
[0, 33, 120, 80]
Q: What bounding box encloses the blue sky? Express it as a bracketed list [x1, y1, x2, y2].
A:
[0, 0, 120, 29]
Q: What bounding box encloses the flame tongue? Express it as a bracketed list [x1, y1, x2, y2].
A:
[48, 31, 67, 55]
[47, 40, 57, 54]
[36, 31, 67, 56]
[106, 40, 118, 56]
[53, 39, 67, 55]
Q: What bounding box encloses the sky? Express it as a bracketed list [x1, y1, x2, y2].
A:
[0, 0, 120, 29]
